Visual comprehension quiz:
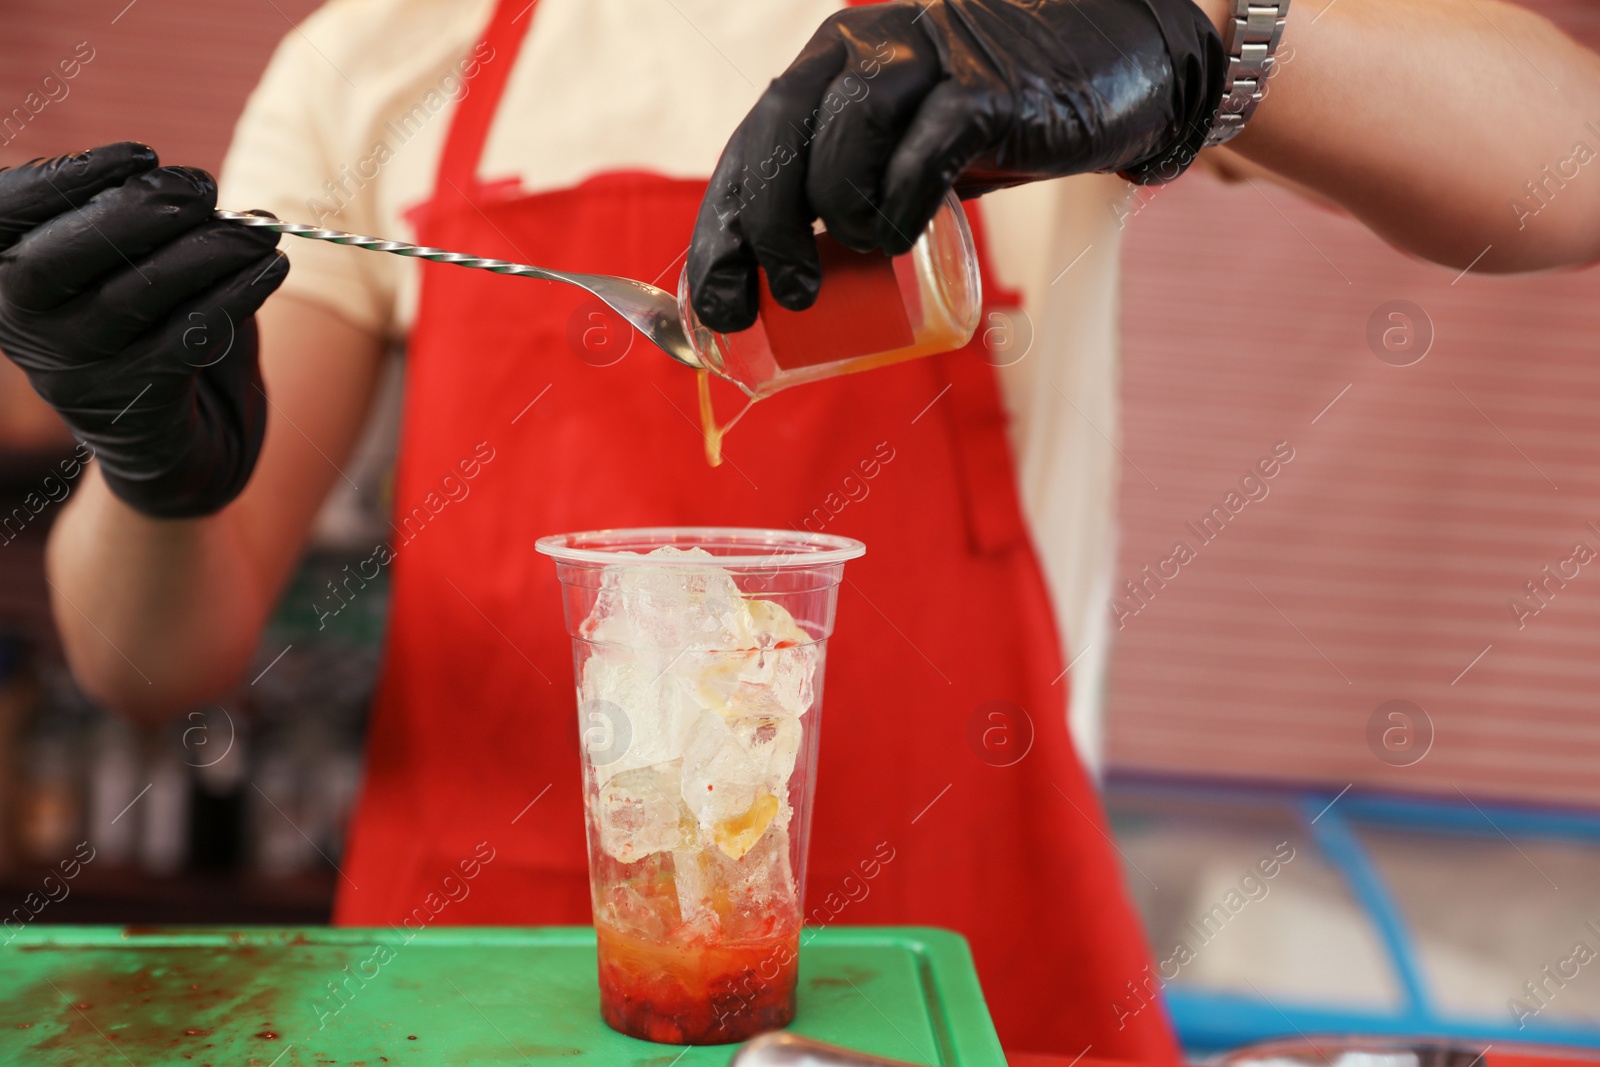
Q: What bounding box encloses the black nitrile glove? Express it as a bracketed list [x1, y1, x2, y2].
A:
[0, 143, 288, 518]
[688, 0, 1224, 332]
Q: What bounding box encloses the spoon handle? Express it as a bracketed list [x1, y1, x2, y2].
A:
[213, 210, 568, 284]
[214, 209, 708, 371]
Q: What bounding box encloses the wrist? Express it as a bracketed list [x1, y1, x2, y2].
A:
[1193, 0, 1233, 34]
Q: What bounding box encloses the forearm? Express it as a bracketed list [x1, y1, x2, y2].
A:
[46, 467, 270, 722]
[1212, 0, 1600, 272]
[42, 294, 384, 722]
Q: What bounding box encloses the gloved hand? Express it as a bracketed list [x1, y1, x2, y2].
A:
[0, 142, 288, 519]
[688, 0, 1225, 332]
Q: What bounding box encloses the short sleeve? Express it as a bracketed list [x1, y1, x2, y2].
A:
[217, 17, 399, 338]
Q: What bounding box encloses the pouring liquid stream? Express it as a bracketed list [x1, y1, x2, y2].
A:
[696, 371, 757, 467]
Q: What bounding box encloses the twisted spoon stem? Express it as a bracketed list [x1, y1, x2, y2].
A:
[212, 209, 706, 370]
[213, 209, 565, 282]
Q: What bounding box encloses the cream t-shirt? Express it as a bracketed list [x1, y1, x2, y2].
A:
[218, 0, 1127, 767]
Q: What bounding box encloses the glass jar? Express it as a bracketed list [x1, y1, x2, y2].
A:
[677, 191, 982, 399]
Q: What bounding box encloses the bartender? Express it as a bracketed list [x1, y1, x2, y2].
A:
[4, 0, 1599, 1057]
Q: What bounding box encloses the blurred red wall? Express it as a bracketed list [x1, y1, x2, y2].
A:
[0, 0, 321, 174]
[1110, 2, 1600, 808]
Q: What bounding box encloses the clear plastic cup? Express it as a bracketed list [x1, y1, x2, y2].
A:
[535, 527, 866, 1045]
[677, 191, 982, 398]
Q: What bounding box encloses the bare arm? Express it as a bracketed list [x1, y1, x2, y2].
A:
[46, 296, 383, 723]
[1193, 0, 1600, 272]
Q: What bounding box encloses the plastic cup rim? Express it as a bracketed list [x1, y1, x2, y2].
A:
[534, 526, 866, 568]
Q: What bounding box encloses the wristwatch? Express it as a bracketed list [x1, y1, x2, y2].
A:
[1205, 0, 1291, 147]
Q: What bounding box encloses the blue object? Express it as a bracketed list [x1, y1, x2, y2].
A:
[1107, 776, 1600, 1056]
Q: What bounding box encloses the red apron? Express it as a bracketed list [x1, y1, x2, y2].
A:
[336, 0, 1177, 1056]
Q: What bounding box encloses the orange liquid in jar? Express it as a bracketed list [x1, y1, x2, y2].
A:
[784, 308, 973, 378]
[694, 246, 966, 467]
[689, 198, 980, 466]
[746, 235, 969, 390]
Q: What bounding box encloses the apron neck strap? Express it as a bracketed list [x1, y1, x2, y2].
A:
[434, 0, 540, 193]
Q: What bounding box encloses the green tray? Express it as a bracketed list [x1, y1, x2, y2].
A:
[0, 926, 1004, 1066]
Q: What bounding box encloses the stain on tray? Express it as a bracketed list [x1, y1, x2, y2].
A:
[0, 940, 350, 1062]
[805, 965, 879, 990]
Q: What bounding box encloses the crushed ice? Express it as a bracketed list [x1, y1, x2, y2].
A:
[579, 547, 816, 882]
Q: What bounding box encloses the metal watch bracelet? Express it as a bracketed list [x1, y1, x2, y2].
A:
[1205, 0, 1291, 147]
